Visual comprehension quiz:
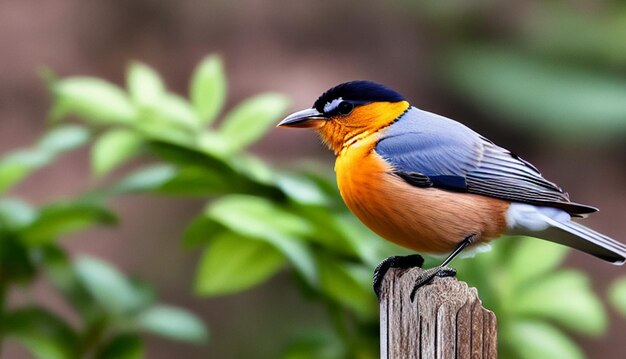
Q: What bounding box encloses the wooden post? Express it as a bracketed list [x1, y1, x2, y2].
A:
[379, 266, 497, 359]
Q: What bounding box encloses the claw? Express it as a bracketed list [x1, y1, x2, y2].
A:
[373, 254, 424, 300]
[409, 266, 457, 301]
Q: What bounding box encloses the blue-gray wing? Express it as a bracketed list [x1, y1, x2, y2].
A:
[375, 107, 597, 215]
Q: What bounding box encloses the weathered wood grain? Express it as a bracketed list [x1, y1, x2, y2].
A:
[379, 267, 497, 359]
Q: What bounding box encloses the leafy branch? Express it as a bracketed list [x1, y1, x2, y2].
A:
[0, 128, 207, 358]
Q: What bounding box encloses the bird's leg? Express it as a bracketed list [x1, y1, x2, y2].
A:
[373, 254, 424, 300]
[410, 234, 477, 301]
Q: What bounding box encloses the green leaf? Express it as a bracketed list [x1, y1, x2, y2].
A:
[196, 131, 230, 155]
[112, 165, 255, 197]
[230, 154, 275, 185]
[21, 202, 117, 244]
[4, 307, 79, 359]
[0, 198, 36, 230]
[194, 232, 285, 296]
[74, 256, 146, 316]
[283, 329, 344, 359]
[109, 165, 177, 194]
[150, 93, 200, 130]
[39, 245, 93, 316]
[132, 93, 200, 145]
[0, 126, 89, 193]
[0, 149, 48, 193]
[317, 254, 377, 319]
[92, 129, 143, 176]
[145, 141, 285, 198]
[38, 125, 90, 153]
[51, 77, 136, 124]
[155, 167, 235, 196]
[285, 206, 361, 260]
[146, 141, 233, 173]
[443, 46, 626, 141]
[216, 93, 290, 154]
[148, 141, 284, 199]
[138, 305, 209, 343]
[507, 237, 569, 288]
[205, 195, 317, 286]
[263, 233, 317, 287]
[512, 270, 606, 336]
[0, 236, 36, 283]
[97, 334, 144, 359]
[207, 195, 311, 238]
[127, 61, 165, 106]
[182, 215, 223, 248]
[505, 320, 584, 359]
[276, 173, 329, 206]
[134, 116, 196, 145]
[40, 245, 73, 287]
[190, 55, 227, 125]
[608, 276, 626, 317]
[126, 278, 157, 313]
[313, 212, 402, 267]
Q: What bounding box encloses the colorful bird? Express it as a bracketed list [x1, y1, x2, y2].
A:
[278, 80, 626, 293]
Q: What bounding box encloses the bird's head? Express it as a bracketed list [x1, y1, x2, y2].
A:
[278, 81, 410, 154]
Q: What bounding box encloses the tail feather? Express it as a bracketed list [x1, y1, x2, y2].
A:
[541, 217, 626, 265]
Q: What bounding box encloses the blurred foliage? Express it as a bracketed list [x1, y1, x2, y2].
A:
[47, 55, 394, 358]
[404, 0, 626, 145]
[443, 46, 626, 141]
[38, 54, 624, 359]
[608, 277, 626, 318]
[454, 239, 605, 359]
[0, 132, 207, 358]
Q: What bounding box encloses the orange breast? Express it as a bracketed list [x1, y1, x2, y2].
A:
[335, 134, 510, 254]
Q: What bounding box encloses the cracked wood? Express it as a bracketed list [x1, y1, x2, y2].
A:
[379, 267, 497, 359]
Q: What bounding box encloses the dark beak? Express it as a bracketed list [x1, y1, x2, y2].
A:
[277, 108, 326, 128]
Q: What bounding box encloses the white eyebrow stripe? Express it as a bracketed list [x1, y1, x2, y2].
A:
[324, 97, 343, 113]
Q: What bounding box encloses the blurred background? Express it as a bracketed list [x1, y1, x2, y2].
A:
[1, 0, 626, 358]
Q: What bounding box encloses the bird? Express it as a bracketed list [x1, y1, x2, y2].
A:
[277, 80, 626, 295]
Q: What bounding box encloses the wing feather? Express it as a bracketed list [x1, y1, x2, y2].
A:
[375, 107, 597, 215]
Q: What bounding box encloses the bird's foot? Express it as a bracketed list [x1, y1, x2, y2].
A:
[409, 266, 457, 301]
[373, 254, 424, 300]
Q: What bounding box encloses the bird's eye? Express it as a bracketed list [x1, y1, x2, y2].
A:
[337, 101, 354, 115]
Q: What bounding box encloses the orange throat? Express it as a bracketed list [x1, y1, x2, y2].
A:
[315, 101, 410, 155]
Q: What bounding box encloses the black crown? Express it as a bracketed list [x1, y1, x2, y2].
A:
[313, 81, 405, 113]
